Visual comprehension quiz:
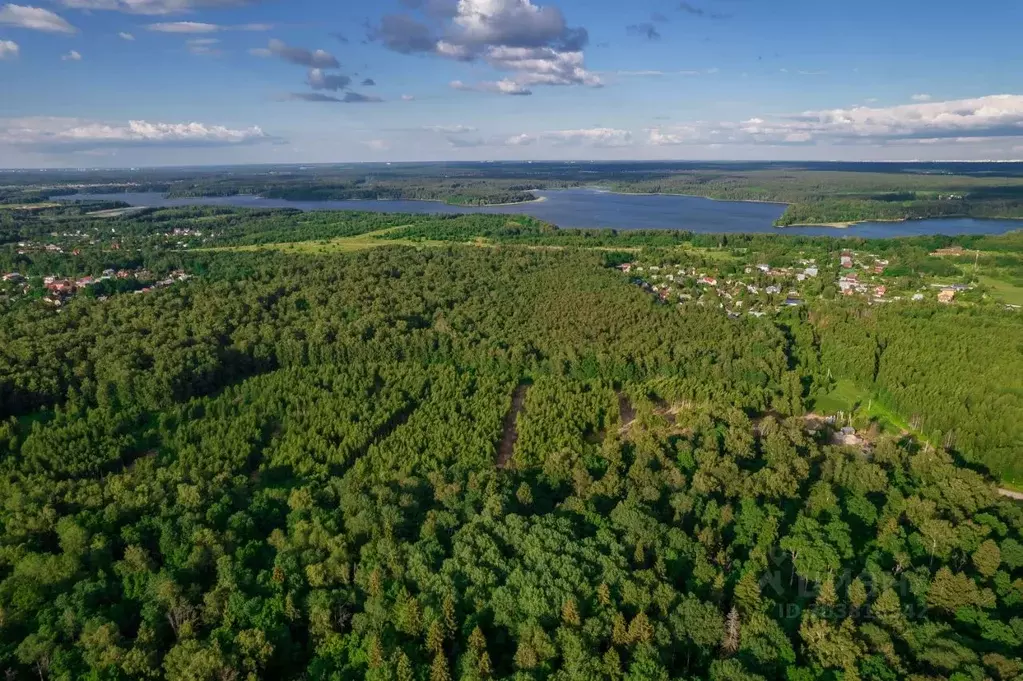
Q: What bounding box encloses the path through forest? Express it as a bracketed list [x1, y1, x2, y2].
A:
[497, 384, 528, 468]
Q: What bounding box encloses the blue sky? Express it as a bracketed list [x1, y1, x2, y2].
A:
[1, 0, 1022, 167]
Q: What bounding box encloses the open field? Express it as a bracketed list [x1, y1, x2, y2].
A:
[978, 275, 1023, 306]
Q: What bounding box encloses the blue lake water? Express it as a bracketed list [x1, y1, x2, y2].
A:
[66, 189, 1023, 238]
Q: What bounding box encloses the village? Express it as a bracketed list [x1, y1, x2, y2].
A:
[1, 268, 191, 308]
[618, 247, 979, 317]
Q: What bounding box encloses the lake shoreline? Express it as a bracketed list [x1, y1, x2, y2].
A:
[587, 187, 791, 206]
[56, 190, 1023, 238]
[779, 216, 1023, 229]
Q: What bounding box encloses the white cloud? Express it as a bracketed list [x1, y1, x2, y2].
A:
[118, 31, 134, 40]
[451, 78, 532, 95]
[56, 0, 264, 16]
[401, 94, 415, 101]
[645, 94, 1023, 148]
[147, 20, 216, 32]
[373, 0, 598, 94]
[185, 37, 218, 55]
[503, 127, 632, 147]
[0, 4, 76, 33]
[146, 20, 270, 32]
[423, 125, 477, 133]
[484, 45, 599, 87]
[911, 93, 932, 102]
[0, 38, 17, 57]
[61, 49, 80, 60]
[615, 70, 664, 77]
[0, 117, 271, 151]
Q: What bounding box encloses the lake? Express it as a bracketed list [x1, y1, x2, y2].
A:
[65, 189, 1023, 238]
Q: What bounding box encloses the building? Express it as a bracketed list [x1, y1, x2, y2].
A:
[840, 254, 853, 268]
[699, 277, 718, 286]
[938, 289, 956, 304]
[766, 285, 781, 295]
[875, 286, 887, 298]
[804, 266, 819, 277]
[1, 272, 23, 283]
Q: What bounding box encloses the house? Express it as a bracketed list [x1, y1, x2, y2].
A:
[912, 293, 925, 301]
[2, 272, 23, 283]
[102, 269, 115, 277]
[765, 285, 781, 295]
[46, 280, 73, 293]
[749, 311, 767, 318]
[699, 277, 718, 286]
[874, 286, 887, 297]
[840, 254, 853, 268]
[931, 246, 965, 257]
[784, 297, 803, 306]
[76, 276, 95, 287]
[797, 273, 806, 282]
[834, 426, 864, 448]
[756, 264, 770, 273]
[838, 276, 859, 293]
[617, 263, 633, 273]
[804, 266, 819, 277]
[938, 289, 956, 304]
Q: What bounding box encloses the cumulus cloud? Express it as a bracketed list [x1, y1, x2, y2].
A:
[61, 48, 80, 60]
[401, 94, 415, 101]
[56, 0, 265, 15]
[645, 94, 1023, 148]
[451, 78, 532, 95]
[118, 31, 134, 39]
[371, 0, 599, 94]
[503, 127, 633, 147]
[626, 23, 660, 40]
[911, 93, 932, 102]
[251, 38, 339, 68]
[0, 117, 271, 152]
[0, 4, 77, 33]
[483, 45, 600, 87]
[306, 68, 350, 91]
[0, 38, 18, 57]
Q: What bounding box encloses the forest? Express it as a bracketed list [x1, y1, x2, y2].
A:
[1, 201, 1023, 680]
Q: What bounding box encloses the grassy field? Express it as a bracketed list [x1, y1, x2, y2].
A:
[978, 275, 1023, 306]
[0, 203, 59, 211]
[208, 227, 435, 254]
[813, 379, 930, 442]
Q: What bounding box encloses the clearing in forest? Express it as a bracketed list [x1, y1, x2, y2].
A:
[497, 384, 528, 468]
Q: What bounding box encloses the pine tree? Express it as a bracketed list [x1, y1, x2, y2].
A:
[561, 598, 581, 627]
[611, 613, 629, 646]
[430, 653, 451, 681]
[395, 652, 415, 681]
[722, 607, 741, 655]
[426, 620, 445, 656]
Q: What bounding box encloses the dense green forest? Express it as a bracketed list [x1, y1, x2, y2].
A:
[1, 201, 1023, 680]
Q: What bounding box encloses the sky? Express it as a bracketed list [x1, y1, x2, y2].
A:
[1, 0, 1023, 167]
